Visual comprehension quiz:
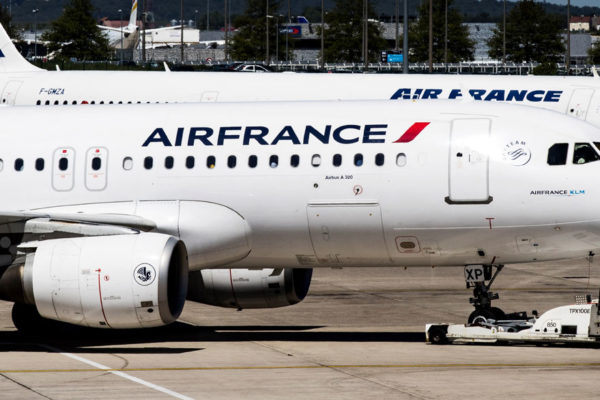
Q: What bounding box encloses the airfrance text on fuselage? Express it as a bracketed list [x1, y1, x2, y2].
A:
[390, 88, 562, 102]
[143, 124, 388, 147]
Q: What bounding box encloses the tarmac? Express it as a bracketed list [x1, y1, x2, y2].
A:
[1, 259, 600, 399]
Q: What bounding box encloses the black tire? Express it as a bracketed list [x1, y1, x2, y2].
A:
[468, 309, 493, 325]
[468, 307, 506, 325]
[490, 307, 506, 321]
[428, 325, 449, 344]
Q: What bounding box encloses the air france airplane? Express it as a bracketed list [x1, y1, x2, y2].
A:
[1, 23, 600, 127]
[97, 0, 184, 49]
[0, 99, 598, 330]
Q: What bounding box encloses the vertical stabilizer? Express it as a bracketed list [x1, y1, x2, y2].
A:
[0, 24, 42, 72]
[128, 0, 138, 32]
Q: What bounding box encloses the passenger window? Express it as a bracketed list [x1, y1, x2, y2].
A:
[207, 156, 216, 169]
[54, 100, 59, 105]
[573, 143, 600, 164]
[91, 157, 101, 171]
[547, 143, 568, 165]
[123, 157, 133, 170]
[333, 154, 342, 167]
[186, 156, 195, 169]
[14, 158, 23, 171]
[45, 100, 49, 105]
[269, 155, 278, 168]
[72, 101, 77, 105]
[312, 154, 321, 167]
[62, 100, 68, 105]
[165, 156, 174, 169]
[35, 158, 45, 171]
[354, 154, 363, 166]
[228, 155, 237, 168]
[375, 153, 385, 166]
[58, 157, 68, 171]
[248, 155, 257, 168]
[36, 100, 41, 105]
[396, 153, 407, 167]
[144, 156, 153, 170]
[291, 154, 300, 167]
[0, 159, 3, 171]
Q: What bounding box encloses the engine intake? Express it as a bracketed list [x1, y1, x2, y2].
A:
[187, 268, 312, 309]
[0, 233, 188, 329]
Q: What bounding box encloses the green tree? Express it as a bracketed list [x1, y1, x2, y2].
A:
[589, 42, 600, 64]
[487, 0, 564, 63]
[320, 0, 387, 63]
[409, 0, 474, 62]
[0, 6, 20, 40]
[42, 0, 111, 61]
[230, 0, 292, 63]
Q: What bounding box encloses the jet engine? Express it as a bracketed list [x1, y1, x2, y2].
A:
[0, 233, 188, 329]
[187, 268, 312, 309]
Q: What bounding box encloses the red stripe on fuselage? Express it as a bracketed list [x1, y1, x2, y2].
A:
[393, 122, 430, 143]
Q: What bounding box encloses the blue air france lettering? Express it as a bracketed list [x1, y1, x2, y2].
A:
[142, 124, 391, 147]
[390, 88, 563, 103]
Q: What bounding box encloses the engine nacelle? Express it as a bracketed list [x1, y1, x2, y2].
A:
[0, 233, 188, 329]
[187, 268, 312, 309]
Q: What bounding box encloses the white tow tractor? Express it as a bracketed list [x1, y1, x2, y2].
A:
[426, 294, 600, 345]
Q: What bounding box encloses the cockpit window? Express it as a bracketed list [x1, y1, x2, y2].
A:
[547, 143, 568, 165]
[573, 143, 599, 164]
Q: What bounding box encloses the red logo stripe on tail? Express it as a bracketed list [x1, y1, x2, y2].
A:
[393, 122, 430, 143]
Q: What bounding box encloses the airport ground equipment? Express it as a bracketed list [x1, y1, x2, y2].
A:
[426, 294, 600, 345]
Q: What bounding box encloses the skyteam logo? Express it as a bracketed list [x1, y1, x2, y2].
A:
[503, 140, 531, 166]
[134, 263, 156, 286]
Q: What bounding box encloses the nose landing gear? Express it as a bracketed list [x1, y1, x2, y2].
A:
[465, 264, 506, 324]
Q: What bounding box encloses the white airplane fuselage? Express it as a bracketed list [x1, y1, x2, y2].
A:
[4, 100, 600, 270]
[2, 71, 600, 128]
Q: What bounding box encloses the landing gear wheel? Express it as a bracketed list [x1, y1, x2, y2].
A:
[465, 265, 506, 324]
[468, 307, 506, 325]
[490, 307, 506, 321]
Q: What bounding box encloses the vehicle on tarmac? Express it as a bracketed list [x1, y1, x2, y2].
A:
[427, 294, 600, 346]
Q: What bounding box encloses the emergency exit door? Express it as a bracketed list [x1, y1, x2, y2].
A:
[446, 119, 492, 204]
[0, 81, 22, 105]
[568, 89, 594, 120]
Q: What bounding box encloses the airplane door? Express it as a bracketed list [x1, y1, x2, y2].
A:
[587, 90, 600, 127]
[446, 119, 492, 204]
[0, 81, 22, 105]
[85, 147, 108, 191]
[307, 203, 390, 265]
[568, 89, 594, 120]
[52, 147, 75, 191]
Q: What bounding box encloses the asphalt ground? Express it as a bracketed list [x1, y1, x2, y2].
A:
[0, 259, 599, 399]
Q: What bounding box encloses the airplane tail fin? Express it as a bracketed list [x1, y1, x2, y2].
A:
[128, 0, 138, 31]
[0, 23, 42, 72]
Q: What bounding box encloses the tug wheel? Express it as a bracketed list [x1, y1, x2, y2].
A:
[428, 325, 449, 345]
